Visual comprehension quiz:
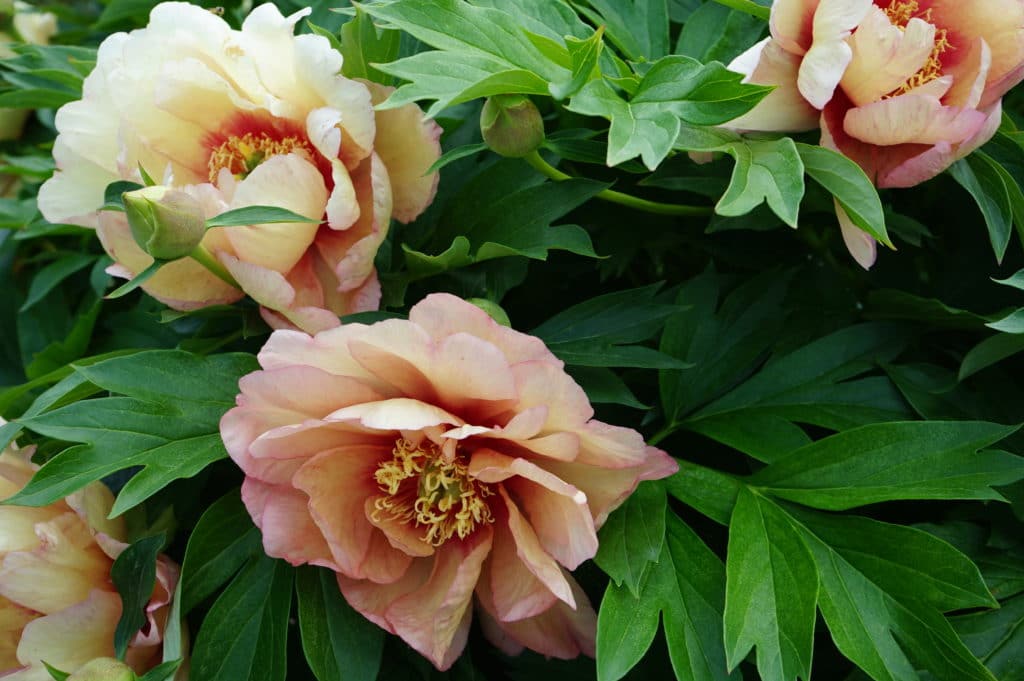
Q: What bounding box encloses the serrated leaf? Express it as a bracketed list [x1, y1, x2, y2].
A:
[752, 421, 1024, 509]
[567, 56, 771, 169]
[724, 488, 817, 681]
[8, 351, 257, 514]
[594, 481, 666, 595]
[190, 555, 293, 681]
[112, 533, 165, 660]
[296, 567, 385, 681]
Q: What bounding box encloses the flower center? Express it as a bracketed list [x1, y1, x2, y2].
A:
[372, 439, 494, 547]
[881, 1, 952, 97]
[207, 132, 314, 183]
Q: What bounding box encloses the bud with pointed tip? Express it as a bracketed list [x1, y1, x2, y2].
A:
[123, 186, 206, 261]
[480, 95, 544, 158]
[67, 658, 135, 681]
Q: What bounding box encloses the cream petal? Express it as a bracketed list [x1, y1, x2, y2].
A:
[15, 590, 120, 672]
[841, 9, 936, 106]
[943, 38, 992, 110]
[797, 0, 873, 108]
[769, 0, 818, 55]
[843, 95, 987, 146]
[726, 39, 819, 132]
[363, 82, 442, 223]
[0, 598, 37, 671]
[837, 199, 877, 269]
[326, 398, 464, 432]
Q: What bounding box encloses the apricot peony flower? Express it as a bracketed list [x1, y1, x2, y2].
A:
[37, 2, 440, 333]
[0, 431, 179, 680]
[220, 294, 678, 669]
[728, 0, 1024, 267]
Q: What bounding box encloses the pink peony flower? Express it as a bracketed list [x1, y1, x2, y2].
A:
[727, 0, 1024, 267]
[220, 294, 678, 669]
[0, 432, 180, 680]
[37, 2, 441, 333]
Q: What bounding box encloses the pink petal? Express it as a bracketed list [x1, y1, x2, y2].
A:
[468, 450, 596, 569]
[943, 38, 992, 109]
[488, 488, 574, 622]
[726, 39, 819, 132]
[292, 446, 413, 582]
[476, 572, 596, 660]
[241, 478, 337, 569]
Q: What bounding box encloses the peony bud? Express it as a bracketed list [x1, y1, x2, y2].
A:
[123, 186, 206, 261]
[479, 95, 544, 158]
[67, 658, 135, 681]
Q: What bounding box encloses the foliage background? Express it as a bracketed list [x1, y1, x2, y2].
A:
[0, 0, 1023, 680]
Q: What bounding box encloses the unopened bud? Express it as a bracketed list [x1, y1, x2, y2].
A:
[123, 186, 206, 261]
[480, 95, 544, 158]
[68, 658, 135, 681]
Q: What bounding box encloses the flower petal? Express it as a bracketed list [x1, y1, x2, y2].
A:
[841, 9, 937, 106]
[836, 198, 877, 269]
[241, 478, 338, 570]
[726, 39, 819, 132]
[15, 589, 121, 672]
[843, 95, 987, 146]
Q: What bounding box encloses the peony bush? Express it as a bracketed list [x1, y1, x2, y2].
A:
[0, 1, 1022, 680]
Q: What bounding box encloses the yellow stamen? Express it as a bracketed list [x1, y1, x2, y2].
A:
[372, 439, 494, 547]
[882, 1, 953, 98]
[207, 133, 312, 183]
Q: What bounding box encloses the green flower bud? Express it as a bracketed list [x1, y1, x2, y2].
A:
[123, 185, 206, 261]
[480, 95, 544, 158]
[67, 658, 135, 681]
[466, 297, 511, 327]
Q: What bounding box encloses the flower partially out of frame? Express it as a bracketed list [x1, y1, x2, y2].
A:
[38, 2, 441, 332]
[727, 0, 1024, 267]
[221, 294, 678, 669]
[0, 429, 180, 680]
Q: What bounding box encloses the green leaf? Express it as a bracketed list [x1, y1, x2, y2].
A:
[532, 284, 677, 345]
[190, 555, 294, 681]
[717, 137, 804, 227]
[550, 27, 604, 100]
[666, 461, 743, 526]
[8, 351, 258, 514]
[548, 341, 690, 369]
[987, 308, 1024, 334]
[960, 333, 1024, 379]
[752, 421, 1024, 509]
[797, 143, 890, 246]
[426, 143, 489, 174]
[111, 533, 165, 660]
[792, 511, 996, 612]
[42, 662, 70, 681]
[102, 180, 144, 212]
[339, 6, 400, 84]
[567, 57, 771, 169]
[575, 0, 669, 61]
[596, 515, 736, 681]
[205, 205, 320, 228]
[594, 481, 666, 595]
[180, 490, 262, 615]
[567, 366, 648, 409]
[993, 267, 1024, 291]
[950, 153, 1014, 262]
[139, 661, 183, 681]
[676, 2, 767, 64]
[724, 488, 817, 681]
[360, 0, 567, 115]
[20, 253, 97, 311]
[950, 593, 1024, 681]
[105, 260, 163, 300]
[296, 567, 385, 681]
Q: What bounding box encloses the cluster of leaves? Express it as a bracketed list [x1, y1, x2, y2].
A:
[0, 1, 1023, 681]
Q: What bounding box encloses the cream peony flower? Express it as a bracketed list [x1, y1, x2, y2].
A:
[38, 2, 441, 333]
[0, 430, 180, 680]
[220, 294, 678, 670]
[0, 2, 58, 142]
[727, 0, 1024, 268]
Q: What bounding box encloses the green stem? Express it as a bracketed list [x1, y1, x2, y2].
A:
[524, 151, 713, 218]
[188, 244, 240, 289]
[707, 0, 770, 20]
[648, 423, 678, 447]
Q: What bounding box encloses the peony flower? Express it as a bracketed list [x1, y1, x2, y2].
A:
[0, 2, 58, 142]
[37, 2, 441, 333]
[0, 429, 180, 680]
[220, 293, 678, 669]
[727, 0, 1024, 267]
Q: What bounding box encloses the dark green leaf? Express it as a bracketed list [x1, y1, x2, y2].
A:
[204, 205, 320, 228]
[112, 533, 165, 660]
[340, 6, 401, 84]
[532, 284, 676, 345]
[950, 593, 1024, 681]
[960, 333, 1024, 379]
[797, 143, 890, 246]
[296, 566, 385, 681]
[950, 153, 1014, 262]
[20, 254, 97, 312]
[190, 555, 294, 681]
[752, 421, 1024, 509]
[575, 0, 669, 61]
